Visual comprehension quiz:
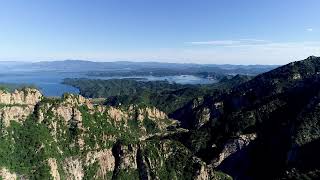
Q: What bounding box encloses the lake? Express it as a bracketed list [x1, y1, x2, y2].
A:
[0, 71, 217, 96]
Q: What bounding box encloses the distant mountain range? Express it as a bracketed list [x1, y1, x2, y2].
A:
[0, 60, 279, 76]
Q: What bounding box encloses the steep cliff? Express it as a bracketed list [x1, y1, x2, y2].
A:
[0, 89, 229, 180]
[0, 88, 42, 127]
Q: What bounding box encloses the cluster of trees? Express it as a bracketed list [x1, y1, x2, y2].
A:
[0, 115, 57, 179]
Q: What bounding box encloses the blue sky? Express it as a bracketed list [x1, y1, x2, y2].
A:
[0, 0, 319, 64]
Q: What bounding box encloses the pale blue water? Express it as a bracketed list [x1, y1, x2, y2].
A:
[0, 71, 81, 97]
[0, 71, 216, 97]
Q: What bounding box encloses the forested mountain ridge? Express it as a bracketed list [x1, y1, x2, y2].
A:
[0, 56, 319, 179]
[63, 75, 252, 115]
[173, 56, 320, 179]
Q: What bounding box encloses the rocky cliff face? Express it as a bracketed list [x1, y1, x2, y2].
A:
[0, 89, 230, 180]
[0, 88, 42, 127]
[0, 105, 35, 127]
[0, 167, 17, 180]
[0, 88, 42, 105]
[211, 133, 257, 168]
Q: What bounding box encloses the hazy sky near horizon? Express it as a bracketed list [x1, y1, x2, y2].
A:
[0, 0, 319, 65]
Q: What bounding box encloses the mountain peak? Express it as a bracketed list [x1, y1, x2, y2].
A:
[307, 55, 318, 60]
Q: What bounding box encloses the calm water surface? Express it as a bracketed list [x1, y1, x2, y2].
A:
[0, 71, 216, 96]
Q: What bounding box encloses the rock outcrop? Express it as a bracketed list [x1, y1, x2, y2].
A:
[0, 105, 34, 127]
[0, 88, 43, 127]
[0, 167, 17, 180]
[63, 157, 84, 180]
[85, 149, 115, 178]
[212, 133, 257, 167]
[48, 158, 60, 180]
[0, 88, 42, 105]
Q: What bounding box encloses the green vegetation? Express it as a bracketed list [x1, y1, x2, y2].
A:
[79, 105, 145, 149]
[0, 103, 28, 108]
[41, 96, 64, 105]
[115, 169, 139, 180]
[0, 115, 56, 179]
[141, 139, 233, 180]
[143, 118, 159, 134]
[63, 75, 251, 115]
[84, 162, 100, 180]
[79, 105, 117, 149]
[212, 171, 233, 180]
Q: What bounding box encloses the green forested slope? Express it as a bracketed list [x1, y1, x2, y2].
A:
[64, 75, 251, 115]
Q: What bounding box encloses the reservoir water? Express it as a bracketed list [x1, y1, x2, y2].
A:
[0, 71, 216, 96]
